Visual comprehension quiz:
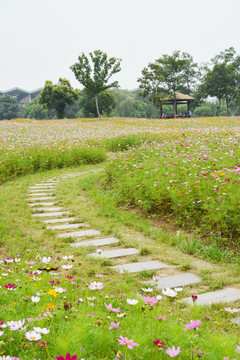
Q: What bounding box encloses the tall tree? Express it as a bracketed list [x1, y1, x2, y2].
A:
[200, 48, 240, 115]
[138, 51, 198, 117]
[39, 78, 79, 119]
[137, 65, 166, 117]
[70, 50, 121, 120]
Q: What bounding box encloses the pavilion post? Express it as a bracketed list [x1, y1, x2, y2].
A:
[187, 101, 190, 114]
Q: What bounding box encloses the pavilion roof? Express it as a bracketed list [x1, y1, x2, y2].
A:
[164, 91, 195, 101]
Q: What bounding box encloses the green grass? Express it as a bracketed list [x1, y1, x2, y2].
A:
[1, 167, 240, 359]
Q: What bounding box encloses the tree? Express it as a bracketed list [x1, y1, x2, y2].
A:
[199, 48, 240, 116]
[79, 90, 116, 117]
[138, 51, 198, 117]
[137, 64, 166, 117]
[0, 95, 20, 120]
[23, 98, 49, 119]
[70, 50, 121, 120]
[39, 78, 79, 119]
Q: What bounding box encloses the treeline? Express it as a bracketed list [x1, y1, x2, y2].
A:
[1, 47, 240, 120]
[1, 89, 239, 120]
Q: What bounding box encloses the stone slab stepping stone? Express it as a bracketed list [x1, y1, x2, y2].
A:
[29, 202, 56, 207]
[183, 288, 240, 306]
[57, 229, 100, 238]
[32, 211, 70, 217]
[32, 207, 63, 212]
[28, 193, 54, 196]
[42, 217, 76, 224]
[46, 223, 84, 230]
[70, 237, 119, 248]
[112, 260, 168, 274]
[29, 186, 55, 189]
[143, 273, 201, 289]
[34, 184, 56, 187]
[28, 197, 56, 201]
[89, 248, 139, 259]
[34, 182, 58, 185]
[29, 190, 54, 193]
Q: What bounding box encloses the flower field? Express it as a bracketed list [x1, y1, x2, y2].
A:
[1, 117, 240, 359]
[1, 253, 240, 360]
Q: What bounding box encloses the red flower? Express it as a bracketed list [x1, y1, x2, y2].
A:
[153, 339, 166, 350]
[55, 354, 79, 360]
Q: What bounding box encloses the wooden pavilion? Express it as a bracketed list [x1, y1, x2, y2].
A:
[160, 91, 195, 118]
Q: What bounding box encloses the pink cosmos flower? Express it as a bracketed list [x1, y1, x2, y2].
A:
[224, 307, 240, 313]
[109, 321, 119, 330]
[142, 296, 158, 306]
[4, 284, 16, 289]
[185, 320, 201, 330]
[166, 346, 181, 357]
[155, 315, 166, 321]
[55, 354, 80, 360]
[104, 303, 120, 312]
[117, 335, 139, 349]
[88, 282, 103, 290]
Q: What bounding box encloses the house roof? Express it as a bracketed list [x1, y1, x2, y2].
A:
[0, 87, 43, 102]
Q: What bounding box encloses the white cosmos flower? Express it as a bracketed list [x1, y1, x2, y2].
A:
[33, 327, 50, 334]
[174, 287, 183, 292]
[61, 264, 72, 269]
[0, 331, 4, 337]
[41, 257, 51, 264]
[162, 288, 178, 297]
[142, 287, 153, 293]
[62, 255, 74, 260]
[31, 296, 40, 303]
[7, 319, 25, 331]
[127, 299, 139, 305]
[156, 295, 163, 301]
[25, 330, 42, 341]
[54, 287, 67, 293]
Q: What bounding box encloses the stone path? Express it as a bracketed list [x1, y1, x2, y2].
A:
[27, 174, 240, 315]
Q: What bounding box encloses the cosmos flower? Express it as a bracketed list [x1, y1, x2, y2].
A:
[162, 288, 178, 297]
[126, 299, 139, 305]
[142, 296, 158, 306]
[104, 303, 120, 312]
[166, 346, 181, 357]
[25, 330, 42, 341]
[88, 282, 104, 290]
[117, 336, 139, 349]
[185, 320, 201, 330]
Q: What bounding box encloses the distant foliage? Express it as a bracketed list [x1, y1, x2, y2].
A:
[0, 95, 19, 120]
[79, 90, 116, 117]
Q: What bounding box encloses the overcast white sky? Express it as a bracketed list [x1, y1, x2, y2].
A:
[1, 0, 240, 91]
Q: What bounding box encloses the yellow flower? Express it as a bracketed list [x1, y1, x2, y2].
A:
[47, 289, 59, 297]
